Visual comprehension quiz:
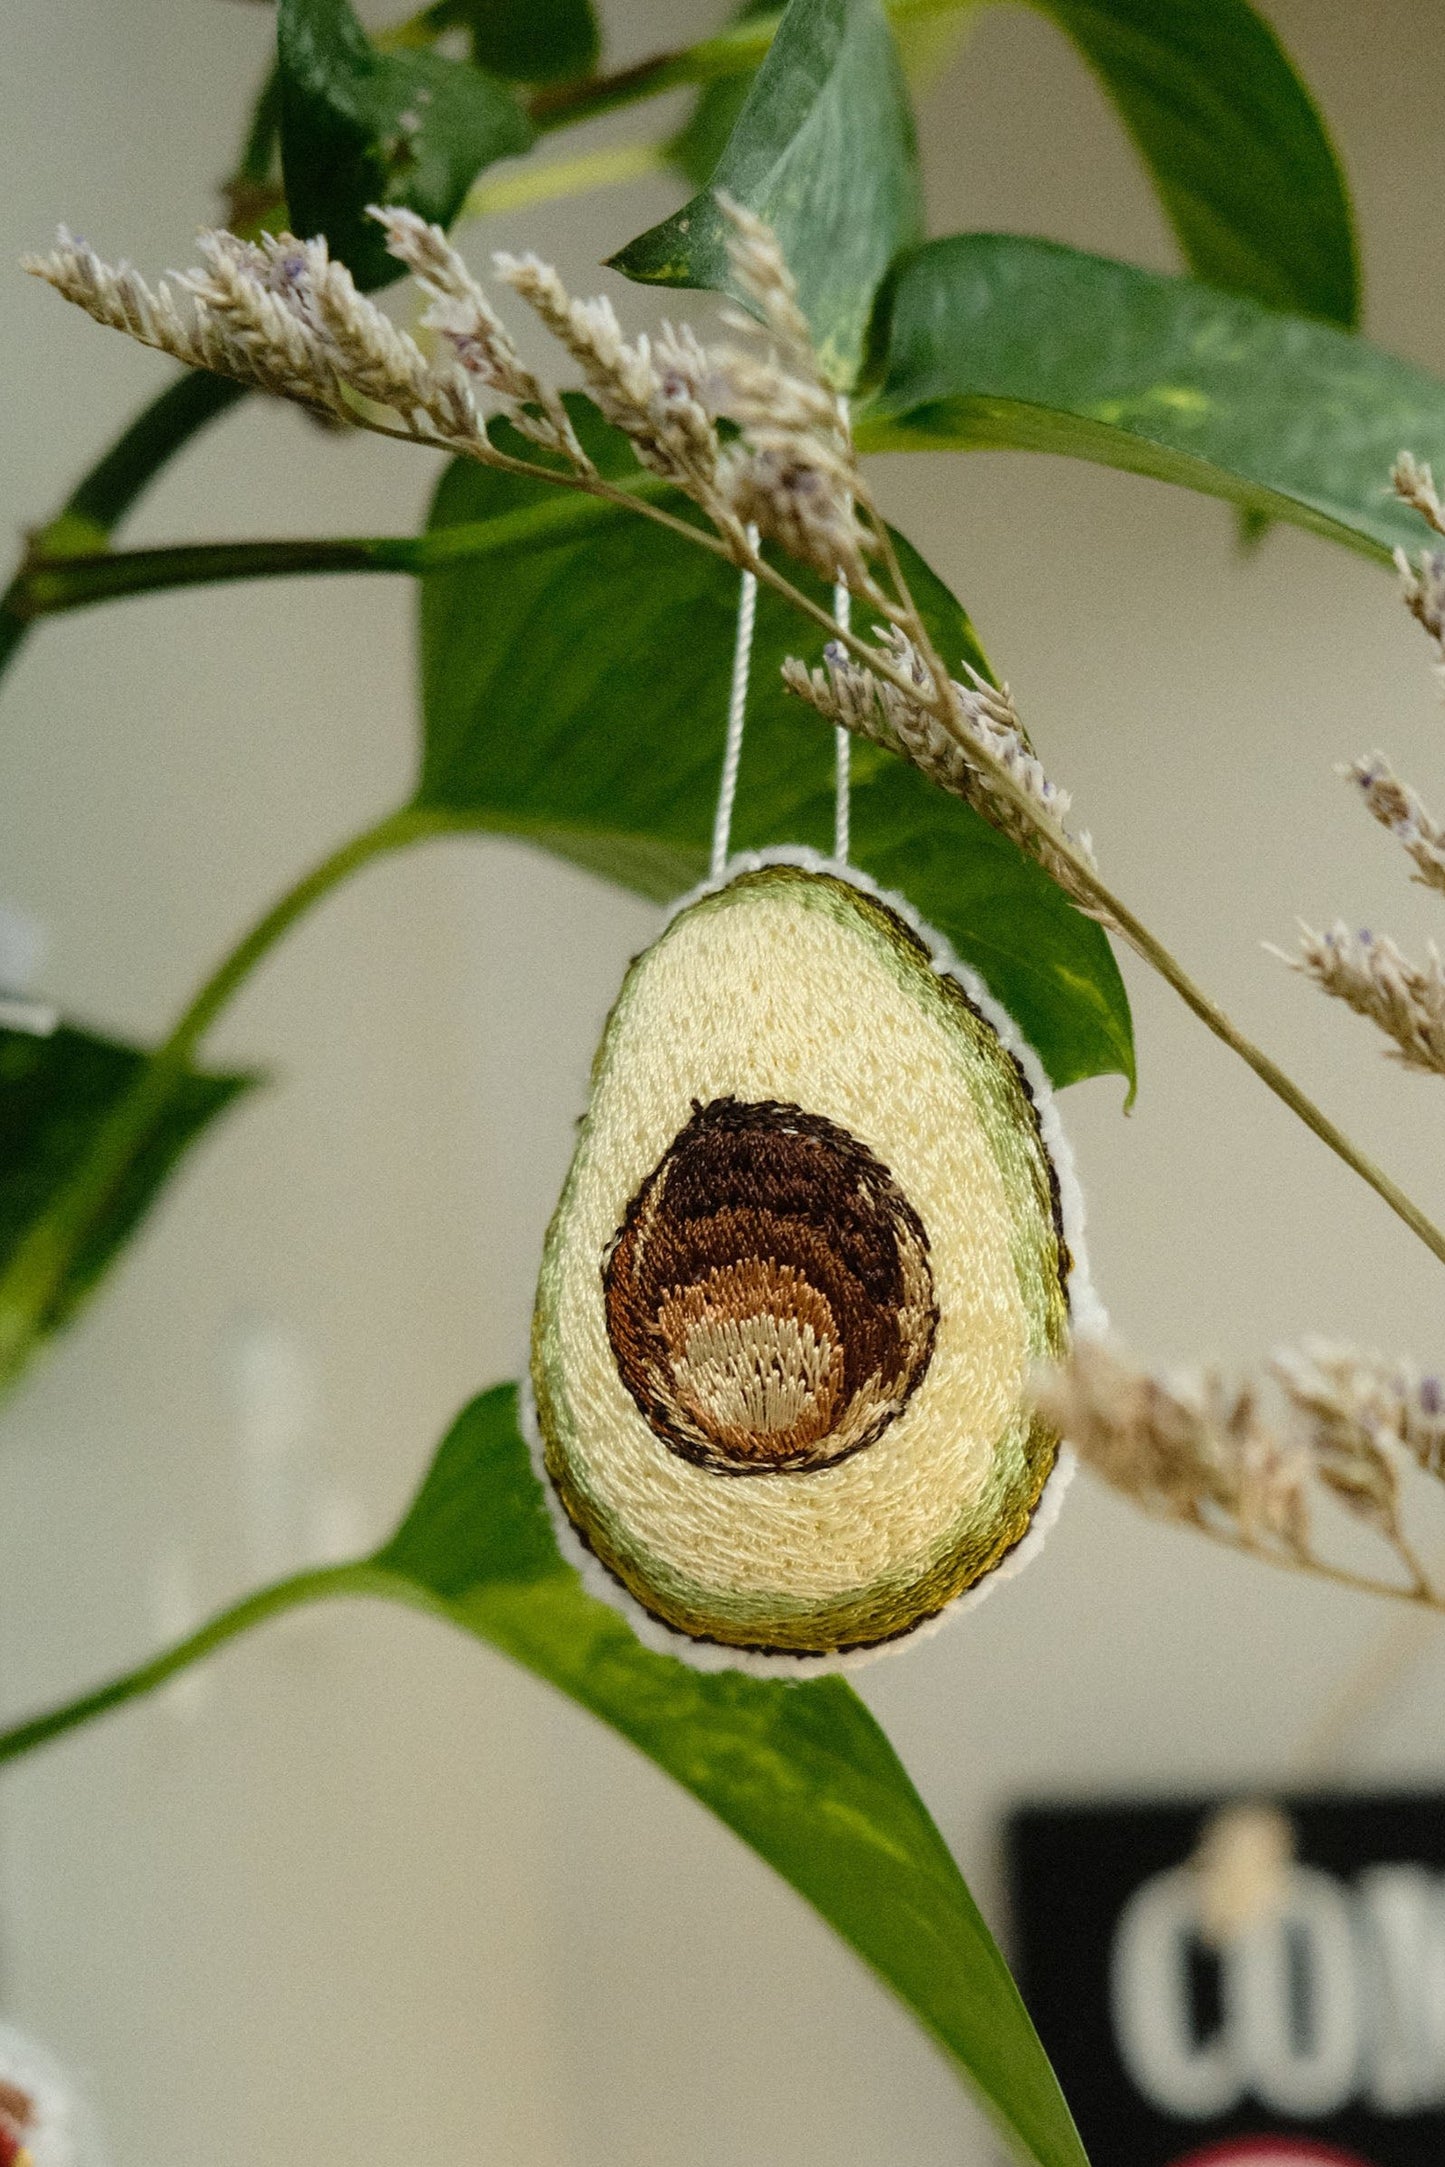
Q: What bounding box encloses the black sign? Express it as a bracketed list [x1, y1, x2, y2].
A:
[1006, 1795, 1445, 2167]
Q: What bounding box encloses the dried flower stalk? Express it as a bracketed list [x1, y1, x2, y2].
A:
[376, 209, 588, 469]
[1393, 452, 1445, 539]
[1037, 1339, 1445, 1607]
[31, 203, 1445, 1283]
[708, 195, 883, 600]
[1343, 752, 1445, 898]
[23, 199, 1103, 929]
[783, 633, 1104, 915]
[1280, 921, 1445, 1074]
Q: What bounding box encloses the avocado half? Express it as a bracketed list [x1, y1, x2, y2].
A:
[527, 854, 1097, 1671]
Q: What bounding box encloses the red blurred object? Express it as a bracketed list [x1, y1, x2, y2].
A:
[1171, 2142, 1379, 2166]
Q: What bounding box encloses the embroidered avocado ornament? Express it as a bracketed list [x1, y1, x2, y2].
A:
[526, 854, 1096, 1671]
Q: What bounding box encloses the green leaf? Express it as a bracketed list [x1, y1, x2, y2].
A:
[373, 1384, 1091, 2167]
[0, 1021, 253, 1346]
[424, 0, 600, 84]
[669, 0, 776, 188]
[857, 233, 1445, 562]
[416, 403, 1132, 1092]
[0, 1382, 1091, 2163]
[1029, 0, 1357, 326]
[611, 0, 923, 389]
[666, 0, 1354, 337]
[278, 0, 534, 289]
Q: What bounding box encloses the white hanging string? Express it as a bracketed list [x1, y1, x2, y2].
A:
[710, 522, 760, 881]
[832, 573, 851, 865]
[832, 392, 853, 865]
[709, 488, 855, 878]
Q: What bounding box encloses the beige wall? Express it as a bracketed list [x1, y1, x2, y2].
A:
[4, 2, 1445, 2161]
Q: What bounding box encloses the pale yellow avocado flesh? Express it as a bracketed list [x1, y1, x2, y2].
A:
[531, 866, 1070, 1658]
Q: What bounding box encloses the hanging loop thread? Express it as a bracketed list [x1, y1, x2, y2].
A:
[832, 391, 853, 865]
[832, 572, 851, 865]
[710, 524, 760, 882]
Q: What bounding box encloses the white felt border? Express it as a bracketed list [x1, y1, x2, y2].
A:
[521, 848, 1105, 1676]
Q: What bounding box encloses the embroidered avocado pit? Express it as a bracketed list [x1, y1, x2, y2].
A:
[603, 1096, 938, 1475]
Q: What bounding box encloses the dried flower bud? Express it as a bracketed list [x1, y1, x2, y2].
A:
[1393, 451, 1445, 536]
[495, 253, 722, 500]
[714, 192, 819, 378]
[784, 633, 1103, 915]
[1271, 1340, 1409, 1542]
[1037, 1339, 1442, 1603]
[1281, 921, 1445, 1074]
[1343, 752, 1445, 896]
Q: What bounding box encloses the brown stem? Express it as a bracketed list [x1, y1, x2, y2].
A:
[1175, 1511, 1445, 1612]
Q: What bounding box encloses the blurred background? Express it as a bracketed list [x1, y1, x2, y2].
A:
[3, 1, 1445, 2161]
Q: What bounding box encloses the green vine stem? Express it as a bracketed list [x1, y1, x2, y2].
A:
[0, 804, 462, 1391]
[462, 138, 673, 220]
[12, 474, 675, 622]
[5, 1509, 1445, 1780]
[0, 1563, 389, 1769]
[0, 371, 247, 689]
[527, 0, 965, 129]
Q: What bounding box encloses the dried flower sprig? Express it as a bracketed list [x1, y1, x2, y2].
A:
[1036, 1338, 1444, 1607]
[1034, 1341, 1313, 1566]
[24, 223, 481, 441]
[23, 227, 348, 414]
[492, 252, 724, 502]
[1343, 752, 1445, 897]
[783, 631, 1103, 913]
[28, 205, 1445, 1280]
[1391, 454, 1445, 695]
[708, 196, 883, 601]
[1393, 452, 1445, 539]
[22, 200, 1093, 914]
[1277, 467, 1445, 1065]
[1278, 921, 1445, 1074]
[376, 209, 588, 469]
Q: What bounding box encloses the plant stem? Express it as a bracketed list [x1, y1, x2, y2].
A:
[1086, 882, 1445, 1268]
[801, 482, 1445, 1273]
[0, 371, 247, 690]
[0, 805, 454, 1392]
[525, 0, 966, 132]
[1177, 1514, 1445, 1613]
[13, 476, 675, 620]
[0, 1563, 390, 1769]
[462, 139, 672, 221]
